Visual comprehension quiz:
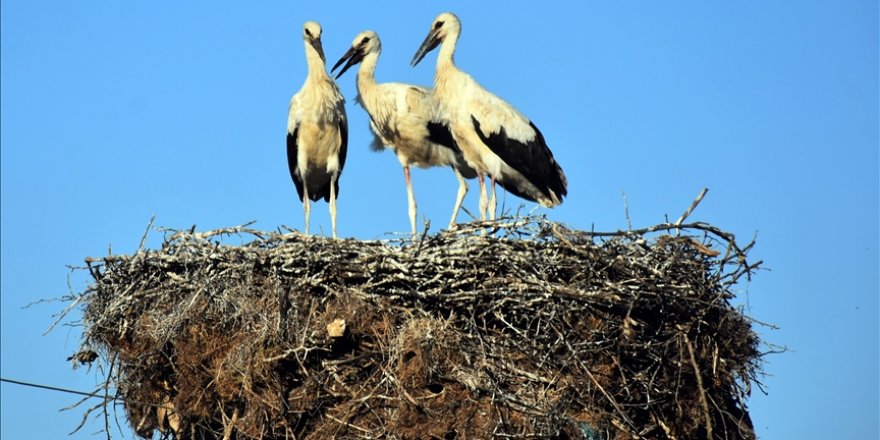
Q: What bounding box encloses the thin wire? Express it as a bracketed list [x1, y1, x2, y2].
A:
[0, 377, 112, 400]
[0, 376, 166, 409]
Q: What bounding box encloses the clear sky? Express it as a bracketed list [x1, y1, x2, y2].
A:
[1, 1, 877, 439]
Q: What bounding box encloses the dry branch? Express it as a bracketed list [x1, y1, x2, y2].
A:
[66, 216, 763, 439]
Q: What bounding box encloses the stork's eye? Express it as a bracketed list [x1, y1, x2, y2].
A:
[361, 37, 370, 45]
[434, 21, 444, 30]
[305, 28, 313, 37]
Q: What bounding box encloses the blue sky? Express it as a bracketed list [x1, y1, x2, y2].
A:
[1, 1, 877, 438]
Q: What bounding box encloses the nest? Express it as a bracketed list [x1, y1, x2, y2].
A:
[69, 216, 764, 440]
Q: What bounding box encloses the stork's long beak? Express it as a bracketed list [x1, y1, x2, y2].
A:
[308, 36, 325, 63]
[411, 28, 441, 67]
[331, 46, 364, 79]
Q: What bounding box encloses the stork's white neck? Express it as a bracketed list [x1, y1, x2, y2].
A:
[356, 51, 383, 117]
[304, 41, 328, 81]
[357, 51, 379, 89]
[433, 30, 463, 99]
[436, 29, 459, 71]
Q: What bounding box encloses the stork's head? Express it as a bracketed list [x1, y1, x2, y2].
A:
[411, 12, 460, 67]
[302, 21, 325, 62]
[331, 30, 381, 79]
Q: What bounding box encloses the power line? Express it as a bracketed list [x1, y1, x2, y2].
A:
[0, 377, 112, 400]
[1, 376, 172, 410]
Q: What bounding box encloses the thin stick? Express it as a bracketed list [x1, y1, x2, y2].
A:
[44, 294, 84, 335]
[222, 407, 239, 440]
[326, 413, 373, 434]
[137, 214, 157, 253]
[102, 357, 115, 440]
[685, 333, 713, 439]
[675, 188, 709, 226]
[622, 191, 633, 230]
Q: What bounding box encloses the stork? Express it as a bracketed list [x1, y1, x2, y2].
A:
[411, 12, 567, 221]
[331, 30, 476, 235]
[287, 21, 348, 238]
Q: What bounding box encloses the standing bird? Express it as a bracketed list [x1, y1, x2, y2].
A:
[287, 21, 348, 238]
[411, 12, 567, 220]
[332, 30, 476, 234]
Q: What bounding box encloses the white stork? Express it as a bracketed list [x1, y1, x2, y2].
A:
[331, 30, 476, 235]
[411, 12, 567, 220]
[287, 21, 348, 238]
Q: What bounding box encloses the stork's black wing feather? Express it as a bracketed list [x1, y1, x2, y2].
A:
[331, 120, 348, 201]
[471, 115, 567, 202]
[427, 121, 459, 153]
[286, 127, 305, 201]
[338, 120, 348, 172]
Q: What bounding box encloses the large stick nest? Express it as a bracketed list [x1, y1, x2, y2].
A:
[71, 217, 764, 439]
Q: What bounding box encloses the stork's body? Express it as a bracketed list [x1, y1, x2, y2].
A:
[412, 13, 567, 220]
[287, 21, 348, 238]
[333, 31, 475, 234]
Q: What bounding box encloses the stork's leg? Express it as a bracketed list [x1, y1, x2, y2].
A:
[302, 187, 311, 236]
[489, 176, 497, 221]
[404, 166, 417, 235]
[478, 173, 488, 221]
[329, 173, 338, 239]
[448, 168, 468, 229]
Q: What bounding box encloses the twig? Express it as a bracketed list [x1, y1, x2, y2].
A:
[326, 413, 373, 434]
[675, 188, 709, 226]
[102, 357, 116, 440]
[684, 333, 713, 439]
[222, 407, 239, 440]
[137, 214, 157, 254]
[44, 294, 84, 336]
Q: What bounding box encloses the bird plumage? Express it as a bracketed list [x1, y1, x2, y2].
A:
[412, 12, 567, 219]
[333, 30, 475, 234]
[287, 21, 348, 238]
